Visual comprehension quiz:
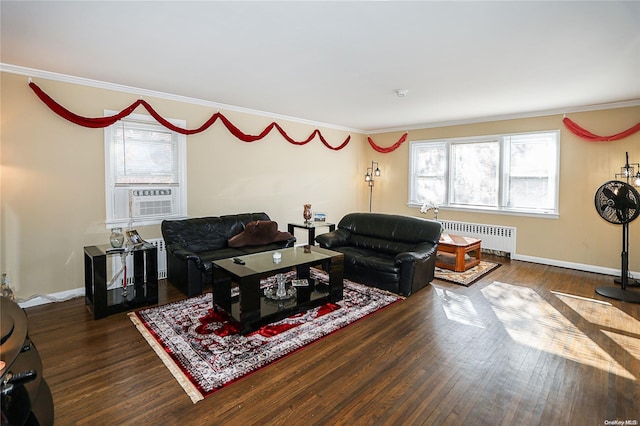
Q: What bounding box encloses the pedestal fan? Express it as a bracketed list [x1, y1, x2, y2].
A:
[594, 180, 640, 303]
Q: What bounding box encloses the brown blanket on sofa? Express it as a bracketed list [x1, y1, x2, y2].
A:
[228, 220, 293, 247]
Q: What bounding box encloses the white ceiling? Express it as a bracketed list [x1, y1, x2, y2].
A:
[2, 1, 639, 132]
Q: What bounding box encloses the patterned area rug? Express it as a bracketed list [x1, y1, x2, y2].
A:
[129, 269, 401, 403]
[434, 260, 500, 286]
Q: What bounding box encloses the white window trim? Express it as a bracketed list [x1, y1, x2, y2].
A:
[408, 130, 560, 219]
[104, 112, 188, 228]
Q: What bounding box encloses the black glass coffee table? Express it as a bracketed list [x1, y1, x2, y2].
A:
[212, 246, 344, 334]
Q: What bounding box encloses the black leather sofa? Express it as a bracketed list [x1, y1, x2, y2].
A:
[315, 213, 441, 296]
[161, 213, 295, 296]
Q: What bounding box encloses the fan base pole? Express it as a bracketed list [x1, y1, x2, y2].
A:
[596, 286, 640, 303]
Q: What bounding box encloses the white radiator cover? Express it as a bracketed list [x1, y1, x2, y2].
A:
[439, 220, 517, 255]
[109, 238, 168, 287]
[147, 238, 168, 279]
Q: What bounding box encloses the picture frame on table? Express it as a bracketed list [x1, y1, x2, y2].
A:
[313, 212, 326, 222]
[127, 230, 145, 247]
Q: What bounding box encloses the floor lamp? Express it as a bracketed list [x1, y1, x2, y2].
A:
[365, 161, 381, 212]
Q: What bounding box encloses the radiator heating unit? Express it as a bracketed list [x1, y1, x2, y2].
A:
[439, 220, 517, 256]
[108, 238, 168, 287]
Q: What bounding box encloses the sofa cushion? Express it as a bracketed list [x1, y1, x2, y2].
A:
[335, 247, 401, 291]
[228, 220, 293, 248]
[195, 248, 248, 271]
[337, 247, 398, 273]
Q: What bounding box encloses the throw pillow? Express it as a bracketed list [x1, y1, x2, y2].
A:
[228, 220, 293, 247]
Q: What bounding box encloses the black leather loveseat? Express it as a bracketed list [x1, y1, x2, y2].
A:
[315, 213, 441, 296]
[161, 212, 295, 296]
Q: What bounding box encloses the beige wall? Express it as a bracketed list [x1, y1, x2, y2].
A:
[370, 108, 640, 271]
[2, 70, 639, 301]
[1, 73, 366, 299]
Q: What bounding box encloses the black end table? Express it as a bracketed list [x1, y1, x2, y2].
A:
[84, 243, 158, 319]
[288, 222, 335, 246]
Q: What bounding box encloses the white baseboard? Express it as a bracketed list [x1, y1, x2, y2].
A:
[18, 287, 85, 309]
[511, 254, 639, 279]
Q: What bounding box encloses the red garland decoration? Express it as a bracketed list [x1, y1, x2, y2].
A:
[29, 81, 351, 150]
[367, 132, 409, 153]
[563, 117, 640, 142]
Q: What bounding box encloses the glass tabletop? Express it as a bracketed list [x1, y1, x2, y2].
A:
[94, 242, 156, 255]
[213, 246, 338, 278]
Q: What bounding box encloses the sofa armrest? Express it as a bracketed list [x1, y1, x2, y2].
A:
[167, 244, 206, 270]
[315, 229, 351, 248]
[395, 243, 438, 296]
[394, 243, 438, 264]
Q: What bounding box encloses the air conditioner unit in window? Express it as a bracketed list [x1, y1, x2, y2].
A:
[130, 188, 175, 218]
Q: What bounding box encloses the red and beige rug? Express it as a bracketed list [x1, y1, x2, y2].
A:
[129, 269, 401, 403]
[434, 260, 500, 286]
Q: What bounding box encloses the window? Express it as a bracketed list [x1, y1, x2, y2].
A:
[104, 112, 187, 228]
[409, 131, 559, 216]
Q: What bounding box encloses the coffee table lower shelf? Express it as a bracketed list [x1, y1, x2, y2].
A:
[224, 278, 332, 333]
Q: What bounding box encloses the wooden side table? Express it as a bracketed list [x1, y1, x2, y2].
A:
[84, 244, 158, 319]
[288, 222, 335, 246]
[436, 234, 482, 272]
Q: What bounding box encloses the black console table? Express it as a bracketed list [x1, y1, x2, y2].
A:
[288, 222, 335, 246]
[84, 244, 158, 319]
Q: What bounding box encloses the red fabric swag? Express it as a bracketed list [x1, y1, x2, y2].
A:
[29, 81, 351, 150]
[368, 132, 409, 153]
[563, 117, 640, 142]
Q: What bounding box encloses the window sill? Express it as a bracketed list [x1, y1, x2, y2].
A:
[106, 214, 188, 229]
[407, 203, 558, 219]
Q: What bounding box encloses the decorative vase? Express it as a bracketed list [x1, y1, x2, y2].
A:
[303, 204, 312, 224]
[109, 228, 125, 248]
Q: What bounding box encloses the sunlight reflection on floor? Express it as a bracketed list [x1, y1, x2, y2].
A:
[482, 282, 637, 380]
[433, 286, 486, 328]
[553, 291, 640, 362]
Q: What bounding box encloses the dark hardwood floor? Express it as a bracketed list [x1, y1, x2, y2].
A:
[24, 256, 640, 425]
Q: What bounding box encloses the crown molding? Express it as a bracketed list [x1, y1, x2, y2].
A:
[4, 63, 638, 136]
[0, 63, 364, 134]
[370, 99, 640, 134]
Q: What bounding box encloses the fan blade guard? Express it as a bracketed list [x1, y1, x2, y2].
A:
[594, 180, 640, 224]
